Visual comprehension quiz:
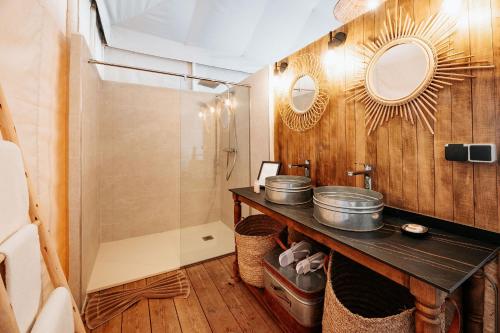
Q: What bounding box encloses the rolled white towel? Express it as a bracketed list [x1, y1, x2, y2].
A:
[0, 224, 41, 333]
[31, 287, 74, 333]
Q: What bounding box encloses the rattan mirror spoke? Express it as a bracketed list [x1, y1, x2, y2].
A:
[347, 7, 494, 135]
[278, 54, 329, 132]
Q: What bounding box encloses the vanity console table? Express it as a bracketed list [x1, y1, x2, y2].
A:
[230, 187, 500, 333]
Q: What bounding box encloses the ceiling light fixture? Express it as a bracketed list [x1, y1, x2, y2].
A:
[334, 0, 381, 23]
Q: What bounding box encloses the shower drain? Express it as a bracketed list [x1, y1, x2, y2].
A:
[202, 235, 214, 241]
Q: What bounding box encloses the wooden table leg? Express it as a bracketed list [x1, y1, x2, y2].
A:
[463, 269, 485, 333]
[410, 277, 446, 333]
[233, 193, 242, 282]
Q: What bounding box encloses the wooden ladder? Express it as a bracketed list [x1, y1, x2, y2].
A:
[0, 84, 86, 333]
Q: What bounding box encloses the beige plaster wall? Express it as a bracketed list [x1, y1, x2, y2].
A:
[0, 0, 70, 275]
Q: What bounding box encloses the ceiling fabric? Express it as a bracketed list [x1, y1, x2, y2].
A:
[98, 0, 341, 73]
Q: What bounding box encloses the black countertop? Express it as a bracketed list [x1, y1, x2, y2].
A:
[231, 187, 500, 293]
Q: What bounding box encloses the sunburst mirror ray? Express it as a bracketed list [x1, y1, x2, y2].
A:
[347, 7, 494, 135]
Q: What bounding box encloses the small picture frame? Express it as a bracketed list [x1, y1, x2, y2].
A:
[257, 161, 282, 187]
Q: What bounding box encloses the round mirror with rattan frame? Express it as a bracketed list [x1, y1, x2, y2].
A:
[365, 37, 436, 106]
[346, 7, 494, 135]
[278, 53, 329, 132]
[289, 74, 318, 114]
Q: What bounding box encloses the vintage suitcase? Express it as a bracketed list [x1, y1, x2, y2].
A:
[263, 247, 326, 328]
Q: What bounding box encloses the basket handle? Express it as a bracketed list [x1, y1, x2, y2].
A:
[445, 297, 461, 333]
[323, 254, 330, 274]
[273, 236, 288, 251]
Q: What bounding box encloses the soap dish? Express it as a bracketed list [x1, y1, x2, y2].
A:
[401, 223, 429, 237]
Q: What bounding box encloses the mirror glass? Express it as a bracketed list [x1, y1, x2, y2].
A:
[291, 75, 316, 113]
[367, 42, 430, 101]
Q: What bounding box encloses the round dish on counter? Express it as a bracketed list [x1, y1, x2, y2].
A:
[401, 223, 429, 237]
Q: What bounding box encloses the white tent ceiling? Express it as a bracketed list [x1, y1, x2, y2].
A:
[96, 0, 342, 74]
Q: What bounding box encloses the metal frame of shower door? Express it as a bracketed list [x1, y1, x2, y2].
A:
[88, 59, 251, 88]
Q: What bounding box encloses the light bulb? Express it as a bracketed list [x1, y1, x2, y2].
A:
[198, 111, 203, 118]
[209, 106, 215, 113]
[441, 0, 462, 19]
[224, 98, 231, 107]
[367, 0, 379, 10]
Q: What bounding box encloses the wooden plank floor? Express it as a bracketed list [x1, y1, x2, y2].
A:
[85, 254, 282, 333]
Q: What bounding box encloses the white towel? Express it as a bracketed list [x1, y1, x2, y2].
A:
[31, 287, 74, 333]
[0, 224, 41, 333]
[0, 140, 30, 242]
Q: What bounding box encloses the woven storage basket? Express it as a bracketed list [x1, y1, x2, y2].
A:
[235, 215, 284, 288]
[323, 252, 415, 333]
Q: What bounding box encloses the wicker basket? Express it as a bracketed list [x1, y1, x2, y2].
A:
[322, 252, 415, 333]
[235, 215, 284, 288]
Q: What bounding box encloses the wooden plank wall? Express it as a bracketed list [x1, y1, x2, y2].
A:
[274, 0, 500, 232]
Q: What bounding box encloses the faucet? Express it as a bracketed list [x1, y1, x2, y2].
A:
[347, 163, 373, 190]
[288, 159, 311, 178]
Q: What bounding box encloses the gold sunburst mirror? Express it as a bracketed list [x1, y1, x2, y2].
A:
[277, 53, 329, 132]
[347, 7, 493, 135]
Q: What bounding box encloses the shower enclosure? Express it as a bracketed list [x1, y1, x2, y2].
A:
[69, 36, 250, 301]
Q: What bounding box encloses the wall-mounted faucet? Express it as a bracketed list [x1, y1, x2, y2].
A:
[347, 163, 373, 190]
[288, 159, 311, 178]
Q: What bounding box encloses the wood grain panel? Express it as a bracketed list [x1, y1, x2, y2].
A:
[203, 259, 276, 332]
[451, 0, 474, 226]
[173, 269, 216, 333]
[400, 0, 419, 213]
[274, 0, 500, 232]
[147, 274, 182, 333]
[430, 0, 454, 221]
[494, 0, 500, 234]
[88, 258, 282, 333]
[353, 14, 367, 189]
[364, 12, 379, 192]
[186, 264, 242, 333]
[470, 0, 498, 231]
[218, 255, 283, 333]
[374, 1, 391, 202]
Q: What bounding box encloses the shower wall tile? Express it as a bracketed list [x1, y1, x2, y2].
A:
[99, 81, 182, 242]
[219, 86, 251, 228]
[179, 90, 223, 228]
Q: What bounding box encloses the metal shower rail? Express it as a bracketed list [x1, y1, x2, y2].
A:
[88, 59, 251, 88]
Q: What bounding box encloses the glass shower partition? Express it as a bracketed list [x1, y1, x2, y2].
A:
[180, 80, 250, 266]
[83, 73, 184, 295]
[77, 53, 251, 299]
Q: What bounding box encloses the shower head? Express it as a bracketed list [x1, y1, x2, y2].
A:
[198, 79, 221, 89]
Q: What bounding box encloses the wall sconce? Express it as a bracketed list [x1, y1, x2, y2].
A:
[328, 31, 347, 50]
[274, 60, 288, 76]
[324, 31, 347, 76]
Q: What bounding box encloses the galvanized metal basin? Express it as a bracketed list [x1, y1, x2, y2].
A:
[265, 175, 312, 205]
[313, 186, 384, 232]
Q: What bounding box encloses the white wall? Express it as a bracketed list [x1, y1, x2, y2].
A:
[244, 67, 271, 182]
[240, 66, 273, 215]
